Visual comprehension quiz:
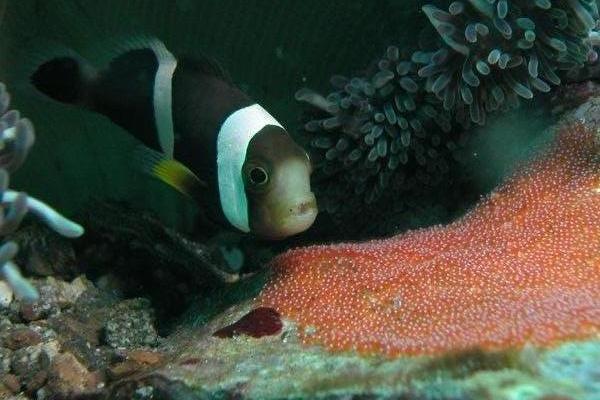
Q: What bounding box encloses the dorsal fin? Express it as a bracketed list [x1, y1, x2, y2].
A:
[178, 54, 233, 84]
[87, 34, 230, 83]
[89, 35, 170, 68]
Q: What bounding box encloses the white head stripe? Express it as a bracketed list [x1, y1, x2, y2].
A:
[151, 41, 177, 158]
[217, 104, 283, 232]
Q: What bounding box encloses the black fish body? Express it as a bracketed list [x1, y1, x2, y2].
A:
[31, 37, 317, 239]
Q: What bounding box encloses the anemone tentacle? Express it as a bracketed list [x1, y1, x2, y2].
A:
[419, 0, 599, 126]
[296, 47, 463, 222]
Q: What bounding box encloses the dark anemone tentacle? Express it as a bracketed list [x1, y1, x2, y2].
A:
[296, 1, 599, 228]
[296, 46, 462, 218]
[419, 0, 599, 126]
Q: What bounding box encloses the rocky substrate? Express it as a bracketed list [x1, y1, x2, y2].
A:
[1, 273, 599, 400]
[0, 274, 166, 399]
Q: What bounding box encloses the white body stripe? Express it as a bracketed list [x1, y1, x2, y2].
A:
[150, 41, 177, 159]
[91, 36, 177, 158]
[217, 104, 283, 232]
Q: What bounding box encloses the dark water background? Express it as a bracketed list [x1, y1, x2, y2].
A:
[0, 1, 423, 231]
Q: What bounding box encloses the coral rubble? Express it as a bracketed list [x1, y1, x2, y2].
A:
[259, 118, 600, 356]
[0, 273, 164, 398]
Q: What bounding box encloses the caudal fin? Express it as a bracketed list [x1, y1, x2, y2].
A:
[30, 55, 96, 106]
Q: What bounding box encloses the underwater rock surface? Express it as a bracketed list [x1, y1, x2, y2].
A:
[133, 303, 599, 400]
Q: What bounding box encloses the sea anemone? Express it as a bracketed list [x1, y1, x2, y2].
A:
[0, 81, 84, 302]
[297, 1, 599, 230]
[296, 47, 466, 227]
[419, 0, 599, 126]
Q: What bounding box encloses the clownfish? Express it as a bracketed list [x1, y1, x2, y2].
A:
[29, 37, 317, 240]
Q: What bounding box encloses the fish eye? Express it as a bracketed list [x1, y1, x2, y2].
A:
[248, 166, 269, 186]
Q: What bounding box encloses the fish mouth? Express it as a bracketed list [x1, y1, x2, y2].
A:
[284, 196, 318, 231]
[269, 194, 318, 239]
[293, 195, 318, 217]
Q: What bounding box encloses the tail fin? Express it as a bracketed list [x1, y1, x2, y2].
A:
[7, 38, 97, 106]
[30, 54, 96, 106]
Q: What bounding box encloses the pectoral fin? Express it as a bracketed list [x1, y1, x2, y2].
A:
[133, 145, 206, 198]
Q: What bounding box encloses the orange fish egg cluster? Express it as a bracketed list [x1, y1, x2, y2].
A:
[258, 124, 600, 356]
